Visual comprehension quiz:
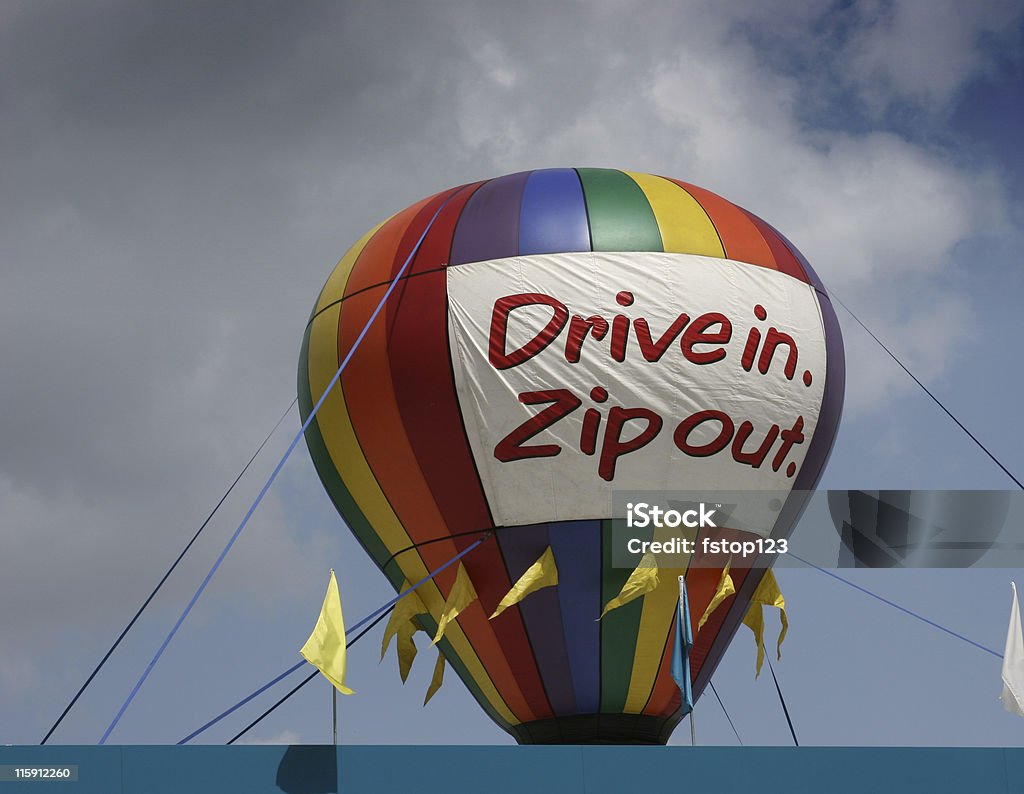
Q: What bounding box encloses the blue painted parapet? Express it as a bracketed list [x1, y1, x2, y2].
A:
[2, 745, 1024, 793]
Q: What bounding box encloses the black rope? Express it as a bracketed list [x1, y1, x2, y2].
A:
[832, 293, 1023, 490]
[708, 680, 742, 745]
[766, 656, 798, 746]
[381, 527, 497, 571]
[226, 605, 394, 745]
[41, 398, 297, 745]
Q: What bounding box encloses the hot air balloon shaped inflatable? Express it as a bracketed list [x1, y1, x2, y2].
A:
[299, 169, 844, 744]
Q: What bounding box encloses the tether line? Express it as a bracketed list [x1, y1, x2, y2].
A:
[790, 552, 1001, 658]
[101, 194, 456, 745]
[227, 607, 391, 745]
[708, 680, 742, 745]
[178, 533, 490, 744]
[41, 397, 295, 745]
[767, 657, 798, 746]
[832, 292, 1022, 490]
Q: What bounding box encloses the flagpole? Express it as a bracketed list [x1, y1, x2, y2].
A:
[332, 685, 337, 746]
[690, 709, 696, 746]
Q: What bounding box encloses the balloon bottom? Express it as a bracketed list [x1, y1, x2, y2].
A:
[510, 714, 681, 745]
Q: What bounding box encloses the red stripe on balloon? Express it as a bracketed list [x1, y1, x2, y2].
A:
[381, 182, 558, 720]
[693, 565, 754, 685]
[382, 185, 465, 338]
[386, 182, 492, 535]
[412, 181, 486, 276]
[741, 210, 810, 283]
[338, 286, 537, 724]
[386, 267, 493, 529]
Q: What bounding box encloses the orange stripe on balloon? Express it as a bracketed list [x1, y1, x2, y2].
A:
[642, 564, 750, 718]
[665, 179, 778, 271]
[338, 286, 540, 723]
[344, 193, 440, 298]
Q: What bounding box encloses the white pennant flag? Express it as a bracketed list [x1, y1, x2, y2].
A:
[1001, 582, 1024, 716]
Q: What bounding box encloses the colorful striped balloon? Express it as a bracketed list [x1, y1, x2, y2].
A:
[299, 168, 844, 744]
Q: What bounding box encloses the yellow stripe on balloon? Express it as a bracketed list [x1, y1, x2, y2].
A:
[622, 568, 682, 713]
[622, 524, 694, 714]
[313, 220, 387, 315]
[305, 304, 517, 726]
[625, 172, 725, 258]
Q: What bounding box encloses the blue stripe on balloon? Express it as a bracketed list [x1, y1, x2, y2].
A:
[496, 524, 577, 716]
[549, 519, 601, 714]
[518, 168, 592, 255]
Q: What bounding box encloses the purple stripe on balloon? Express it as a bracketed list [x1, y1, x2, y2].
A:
[519, 168, 591, 255]
[798, 290, 845, 488]
[549, 520, 601, 714]
[772, 229, 845, 492]
[449, 171, 532, 265]
[496, 524, 577, 716]
[691, 232, 844, 701]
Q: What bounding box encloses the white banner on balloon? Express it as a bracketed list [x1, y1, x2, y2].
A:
[446, 251, 828, 529]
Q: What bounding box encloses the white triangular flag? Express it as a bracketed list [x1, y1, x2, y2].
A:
[1001, 582, 1024, 716]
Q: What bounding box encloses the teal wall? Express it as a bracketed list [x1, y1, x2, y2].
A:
[3, 745, 1024, 794]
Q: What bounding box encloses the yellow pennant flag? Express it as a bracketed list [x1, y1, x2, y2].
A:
[490, 546, 559, 619]
[432, 563, 478, 645]
[299, 569, 354, 695]
[381, 582, 428, 683]
[424, 649, 446, 705]
[600, 553, 659, 619]
[742, 569, 788, 678]
[698, 559, 736, 630]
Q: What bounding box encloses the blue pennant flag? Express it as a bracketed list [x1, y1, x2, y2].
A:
[671, 575, 694, 715]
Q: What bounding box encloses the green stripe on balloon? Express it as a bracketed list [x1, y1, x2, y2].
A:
[577, 168, 663, 252]
[600, 518, 648, 714]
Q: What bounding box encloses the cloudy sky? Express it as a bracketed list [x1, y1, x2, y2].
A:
[3, 0, 1024, 747]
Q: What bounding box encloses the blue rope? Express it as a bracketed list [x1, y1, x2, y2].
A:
[100, 195, 456, 745]
[789, 552, 1002, 659]
[43, 398, 296, 746]
[178, 533, 489, 744]
[177, 661, 307, 745]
